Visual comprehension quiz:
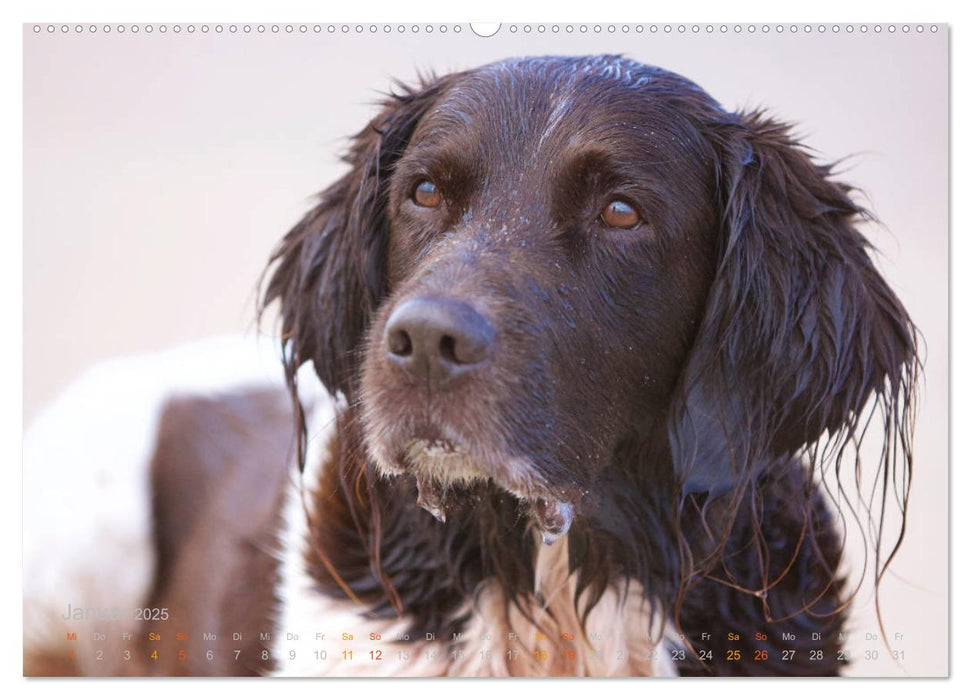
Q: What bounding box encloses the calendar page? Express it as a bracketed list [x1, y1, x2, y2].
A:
[22, 21, 948, 679]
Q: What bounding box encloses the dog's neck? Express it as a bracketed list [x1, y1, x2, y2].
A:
[296, 409, 681, 639]
[277, 409, 677, 675]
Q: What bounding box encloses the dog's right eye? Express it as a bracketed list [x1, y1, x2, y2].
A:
[600, 199, 641, 229]
[412, 179, 442, 208]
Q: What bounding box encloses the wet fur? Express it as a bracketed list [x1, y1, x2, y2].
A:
[262, 55, 918, 676]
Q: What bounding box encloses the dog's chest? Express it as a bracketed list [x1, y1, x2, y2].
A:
[446, 537, 676, 676]
[274, 480, 674, 677]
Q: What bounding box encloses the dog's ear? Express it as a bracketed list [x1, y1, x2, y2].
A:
[669, 111, 918, 494]
[262, 76, 457, 398]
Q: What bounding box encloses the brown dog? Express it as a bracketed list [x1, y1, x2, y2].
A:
[24, 55, 918, 677]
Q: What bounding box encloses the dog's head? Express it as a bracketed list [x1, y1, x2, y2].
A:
[264, 55, 916, 558]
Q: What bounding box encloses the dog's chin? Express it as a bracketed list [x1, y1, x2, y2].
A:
[367, 433, 576, 545]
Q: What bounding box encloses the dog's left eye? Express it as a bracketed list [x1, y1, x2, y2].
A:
[601, 200, 641, 229]
[413, 179, 443, 208]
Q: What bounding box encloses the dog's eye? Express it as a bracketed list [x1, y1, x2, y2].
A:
[413, 179, 442, 208]
[601, 200, 641, 229]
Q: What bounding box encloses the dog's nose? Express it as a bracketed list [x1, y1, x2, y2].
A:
[384, 297, 495, 385]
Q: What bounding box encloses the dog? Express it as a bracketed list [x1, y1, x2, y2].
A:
[23, 55, 918, 677]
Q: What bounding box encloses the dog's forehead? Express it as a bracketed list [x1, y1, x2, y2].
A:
[434, 57, 663, 122]
[414, 56, 714, 157]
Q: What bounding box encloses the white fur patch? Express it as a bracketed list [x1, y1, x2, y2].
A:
[448, 536, 676, 677]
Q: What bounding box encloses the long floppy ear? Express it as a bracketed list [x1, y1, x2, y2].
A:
[262, 75, 457, 399]
[670, 111, 918, 495]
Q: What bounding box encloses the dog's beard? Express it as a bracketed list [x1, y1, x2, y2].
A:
[366, 429, 576, 545]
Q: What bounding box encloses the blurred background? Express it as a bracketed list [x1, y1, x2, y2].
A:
[23, 23, 948, 676]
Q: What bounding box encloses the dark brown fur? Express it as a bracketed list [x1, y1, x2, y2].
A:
[263, 56, 918, 676]
[141, 389, 292, 676]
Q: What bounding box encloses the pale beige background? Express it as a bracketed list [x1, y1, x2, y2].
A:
[23, 24, 948, 676]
